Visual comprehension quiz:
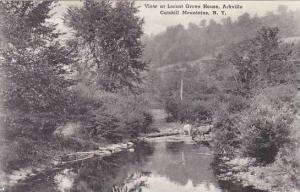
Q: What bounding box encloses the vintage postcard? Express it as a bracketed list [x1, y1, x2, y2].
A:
[0, 0, 300, 191]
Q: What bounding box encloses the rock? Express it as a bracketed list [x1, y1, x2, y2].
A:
[98, 147, 106, 151]
[128, 148, 135, 152]
[101, 151, 112, 156]
[197, 124, 212, 134]
[127, 142, 134, 148]
[53, 160, 59, 166]
[113, 148, 122, 153]
[222, 157, 230, 161]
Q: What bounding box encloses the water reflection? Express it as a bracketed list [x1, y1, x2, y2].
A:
[70, 142, 155, 192]
[139, 175, 221, 192]
[105, 137, 222, 192]
[10, 137, 223, 192]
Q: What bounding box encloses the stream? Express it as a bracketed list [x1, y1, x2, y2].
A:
[8, 135, 264, 192]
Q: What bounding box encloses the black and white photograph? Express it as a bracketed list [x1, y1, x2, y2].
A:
[0, 0, 300, 191]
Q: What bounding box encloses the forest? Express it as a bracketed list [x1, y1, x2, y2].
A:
[0, 1, 299, 192]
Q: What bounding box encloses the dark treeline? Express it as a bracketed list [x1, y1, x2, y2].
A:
[144, 5, 300, 68]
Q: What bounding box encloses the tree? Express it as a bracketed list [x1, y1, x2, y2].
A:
[223, 27, 293, 96]
[200, 19, 207, 28]
[277, 5, 288, 15]
[64, 0, 147, 92]
[0, 1, 73, 135]
[221, 17, 232, 26]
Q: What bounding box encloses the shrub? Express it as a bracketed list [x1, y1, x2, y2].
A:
[164, 97, 213, 124]
[240, 109, 291, 164]
[212, 109, 242, 155]
[189, 101, 213, 124]
[239, 86, 296, 164]
[164, 97, 182, 121]
[77, 91, 153, 142]
[142, 112, 154, 132]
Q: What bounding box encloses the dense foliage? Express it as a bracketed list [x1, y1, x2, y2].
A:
[0, 1, 75, 170]
[0, 1, 73, 120]
[62, 0, 152, 142]
[64, 0, 147, 92]
[210, 31, 299, 189]
[0, 0, 151, 172]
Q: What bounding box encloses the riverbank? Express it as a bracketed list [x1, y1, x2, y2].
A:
[6, 132, 222, 192]
[6, 126, 278, 192]
[5, 139, 138, 187]
[4, 110, 180, 188]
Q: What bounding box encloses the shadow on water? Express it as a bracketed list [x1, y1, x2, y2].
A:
[9, 138, 266, 192]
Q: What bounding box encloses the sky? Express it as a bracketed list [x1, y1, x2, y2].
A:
[51, 1, 300, 36]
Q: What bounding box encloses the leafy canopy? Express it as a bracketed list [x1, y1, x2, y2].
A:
[65, 0, 147, 92]
[0, 1, 73, 113]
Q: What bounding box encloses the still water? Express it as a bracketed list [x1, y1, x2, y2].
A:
[10, 136, 260, 192]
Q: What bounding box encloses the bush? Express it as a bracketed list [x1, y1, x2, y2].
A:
[239, 86, 295, 164]
[240, 108, 292, 164]
[212, 109, 242, 155]
[164, 97, 213, 124]
[189, 101, 213, 124]
[164, 97, 182, 121]
[142, 112, 154, 132]
[3, 138, 38, 172]
[76, 91, 153, 142]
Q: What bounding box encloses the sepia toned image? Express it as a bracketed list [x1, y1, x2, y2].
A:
[0, 0, 300, 191]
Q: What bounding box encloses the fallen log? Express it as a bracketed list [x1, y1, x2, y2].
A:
[141, 131, 180, 138]
[65, 151, 100, 156]
[6, 140, 138, 186]
[60, 154, 95, 165]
